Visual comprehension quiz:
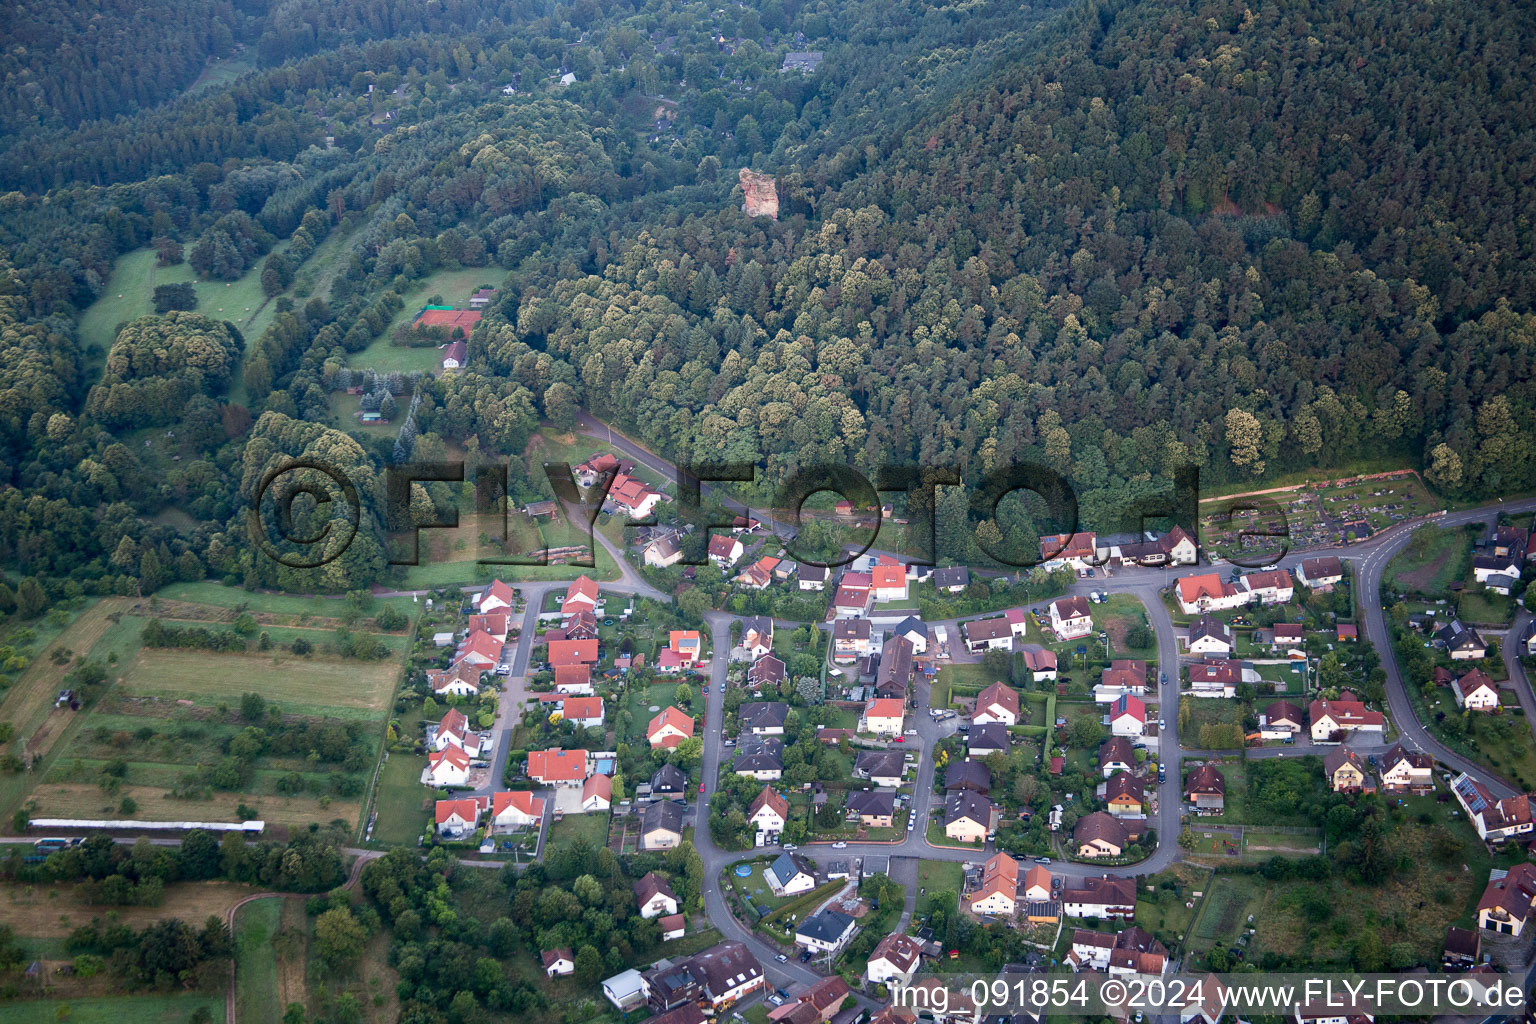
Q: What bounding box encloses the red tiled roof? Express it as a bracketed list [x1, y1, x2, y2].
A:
[528, 748, 586, 782]
[416, 309, 482, 331]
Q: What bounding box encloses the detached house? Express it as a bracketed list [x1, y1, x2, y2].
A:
[1453, 669, 1501, 711]
[428, 708, 490, 758]
[1061, 875, 1136, 918]
[866, 933, 924, 987]
[477, 579, 515, 615]
[1452, 773, 1535, 843]
[707, 534, 744, 567]
[1098, 737, 1135, 778]
[933, 566, 970, 593]
[1323, 748, 1370, 793]
[1073, 811, 1131, 858]
[1019, 644, 1058, 681]
[963, 617, 1014, 654]
[1478, 864, 1536, 936]
[733, 737, 784, 781]
[973, 682, 1021, 725]
[968, 852, 1020, 916]
[644, 534, 684, 568]
[1176, 573, 1247, 615]
[1437, 620, 1488, 660]
[1260, 700, 1305, 738]
[1187, 616, 1234, 656]
[648, 706, 696, 749]
[799, 565, 829, 591]
[766, 852, 818, 896]
[435, 796, 489, 838]
[795, 909, 856, 956]
[1186, 765, 1226, 814]
[1039, 531, 1099, 570]
[741, 617, 774, 658]
[855, 750, 907, 788]
[1379, 744, 1434, 793]
[1109, 695, 1147, 737]
[425, 746, 472, 787]
[746, 654, 785, 689]
[870, 563, 909, 602]
[1102, 772, 1145, 816]
[1309, 698, 1386, 742]
[640, 799, 685, 851]
[491, 790, 544, 831]
[1474, 555, 1522, 585]
[740, 702, 789, 735]
[1188, 659, 1240, 699]
[944, 790, 994, 843]
[1242, 569, 1295, 605]
[748, 786, 789, 833]
[1095, 660, 1148, 703]
[846, 790, 896, 828]
[1048, 596, 1094, 640]
[528, 748, 587, 786]
[1297, 556, 1344, 589]
[862, 698, 905, 737]
[832, 618, 872, 662]
[426, 663, 483, 697]
[634, 873, 681, 919]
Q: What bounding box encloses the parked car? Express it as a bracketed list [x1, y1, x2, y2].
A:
[832, 841, 847, 849]
[894, 736, 905, 743]
[776, 954, 788, 963]
[698, 783, 706, 794]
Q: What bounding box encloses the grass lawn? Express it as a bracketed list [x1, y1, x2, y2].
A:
[155, 582, 419, 623]
[547, 811, 610, 853]
[121, 649, 399, 719]
[347, 266, 498, 375]
[0, 996, 225, 1024]
[371, 750, 432, 846]
[1384, 525, 1475, 597]
[1134, 862, 1210, 950]
[915, 859, 965, 915]
[235, 897, 283, 1024]
[1095, 594, 1157, 661]
[0, 879, 257, 939]
[1458, 591, 1513, 625]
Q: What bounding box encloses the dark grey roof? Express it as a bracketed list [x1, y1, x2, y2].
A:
[795, 908, 854, 943]
[739, 702, 789, 731]
[855, 750, 906, 780]
[945, 759, 992, 793]
[651, 763, 688, 792]
[642, 799, 684, 835]
[933, 566, 970, 588]
[846, 790, 896, 816]
[944, 789, 993, 827]
[968, 723, 1010, 753]
[734, 736, 784, 772]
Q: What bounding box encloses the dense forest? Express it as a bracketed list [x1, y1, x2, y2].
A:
[0, 0, 1532, 595]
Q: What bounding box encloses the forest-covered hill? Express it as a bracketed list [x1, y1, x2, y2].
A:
[0, 0, 1532, 597]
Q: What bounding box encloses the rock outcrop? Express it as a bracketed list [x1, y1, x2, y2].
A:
[739, 168, 779, 219]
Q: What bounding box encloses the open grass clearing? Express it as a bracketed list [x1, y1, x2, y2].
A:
[0, 879, 257, 938]
[371, 750, 432, 846]
[25, 779, 361, 830]
[153, 583, 419, 623]
[234, 897, 283, 1024]
[915, 859, 965, 916]
[0, 600, 123, 762]
[121, 649, 398, 719]
[0, 995, 226, 1024]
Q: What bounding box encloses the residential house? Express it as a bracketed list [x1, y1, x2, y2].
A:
[735, 556, 779, 590]
[634, 873, 681, 919]
[741, 617, 774, 658]
[855, 750, 907, 788]
[973, 682, 1021, 725]
[830, 584, 869, 617]
[1444, 925, 1481, 969]
[1099, 737, 1135, 778]
[581, 774, 612, 812]
[766, 852, 818, 896]
[648, 707, 696, 749]
[1180, 974, 1230, 1024]
[1477, 863, 1536, 936]
[1188, 659, 1240, 699]
[799, 565, 829, 591]
[1297, 556, 1345, 589]
[1187, 616, 1235, 656]
[1075, 811, 1131, 858]
[467, 612, 510, 641]
[740, 702, 789, 736]
[846, 790, 897, 827]
[640, 800, 685, 851]
[933, 566, 970, 593]
[644, 534, 684, 568]
[1095, 660, 1148, 703]
[1452, 773, 1535, 843]
[1039, 531, 1099, 570]
[607, 474, 661, 519]
[490, 790, 544, 831]
[866, 933, 924, 987]
[1061, 875, 1136, 918]
[1437, 619, 1488, 660]
[1272, 622, 1305, 649]
[1186, 765, 1226, 814]
[748, 786, 789, 833]
[658, 915, 686, 942]
[734, 737, 785, 780]
[1309, 698, 1386, 742]
[1176, 573, 1248, 615]
[1109, 695, 1147, 737]
[428, 708, 489, 758]
[1337, 623, 1359, 643]
[796, 910, 857, 956]
[969, 852, 1019, 916]
[1243, 569, 1295, 605]
[963, 616, 1014, 653]
[456, 630, 504, 669]
[832, 618, 872, 662]
[553, 695, 604, 730]
[562, 610, 599, 642]
[1473, 555, 1522, 585]
[548, 639, 599, 667]
[889, 616, 930, 653]
[643, 941, 764, 1010]
[1260, 700, 1305, 738]
[945, 759, 991, 795]
[666, 630, 703, 667]
[1323, 748, 1370, 793]
[1453, 669, 1501, 711]
[1070, 926, 1168, 975]
[1379, 744, 1435, 793]
[1115, 525, 1198, 566]
[1102, 772, 1145, 816]
[707, 534, 744, 567]
[1024, 864, 1052, 901]
[542, 949, 575, 978]
[477, 579, 515, 614]
[1019, 645, 1059, 681]
[528, 748, 587, 786]
[968, 723, 1011, 758]
[1493, 525, 1531, 561]
[776, 978, 851, 1023]
[862, 698, 905, 737]
[434, 796, 488, 838]
[427, 663, 483, 697]
[747, 654, 785, 689]
[561, 575, 600, 614]
[601, 970, 648, 1012]
[1048, 596, 1094, 640]
[871, 563, 910, 602]
[944, 790, 994, 843]
[875, 637, 915, 699]
[425, 746, 471, 787]
[553, 664, 593, 694]
[649, 764, 689, 799]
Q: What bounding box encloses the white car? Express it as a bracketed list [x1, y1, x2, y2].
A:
[831, 841, 847, 849]
[1262, 563, 1279, 571]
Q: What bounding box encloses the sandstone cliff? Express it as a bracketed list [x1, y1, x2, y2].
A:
[739, 168, 779, 219]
